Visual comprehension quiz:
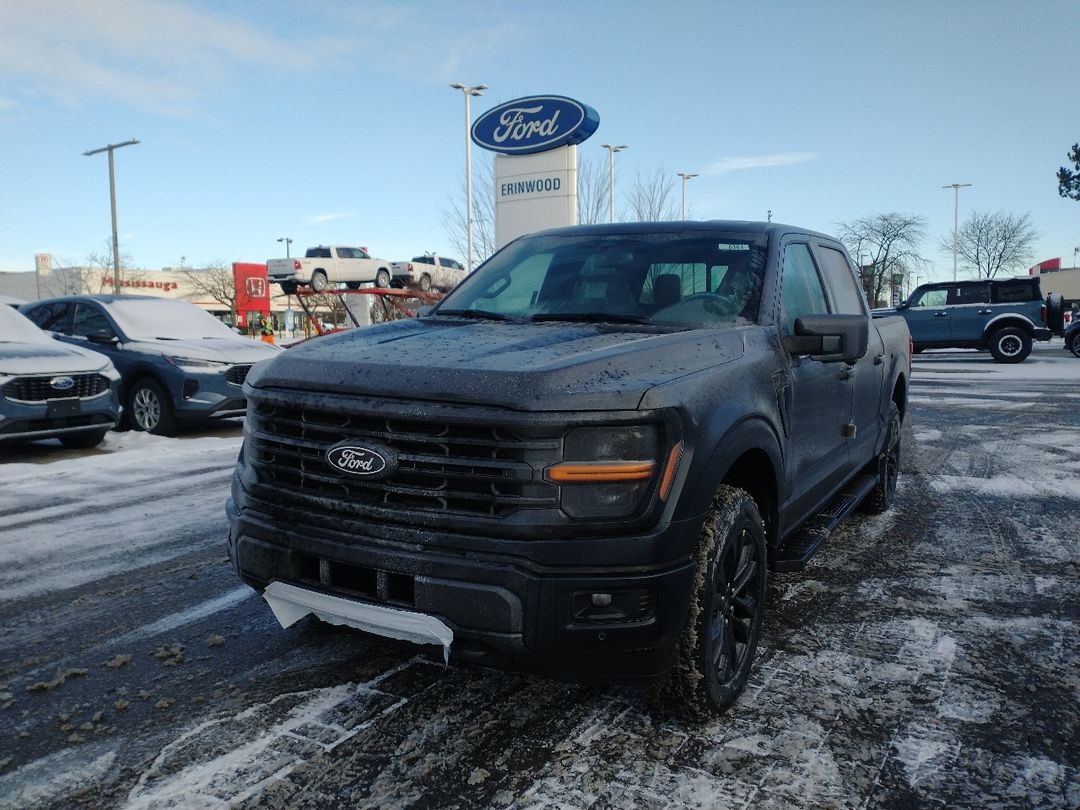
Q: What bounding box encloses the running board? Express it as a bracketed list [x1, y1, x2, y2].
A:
[770, 473, 877, 573]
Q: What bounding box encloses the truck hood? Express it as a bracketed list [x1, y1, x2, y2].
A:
[124, 337, 281, 364]
[250, 318, 745, 411]
[0, 339, 113, 376]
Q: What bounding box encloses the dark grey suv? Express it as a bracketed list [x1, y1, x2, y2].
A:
[21, 295, 280, 435]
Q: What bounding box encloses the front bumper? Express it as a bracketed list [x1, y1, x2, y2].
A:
[227, 492, 701, 682]
[0, 389, 118, 442]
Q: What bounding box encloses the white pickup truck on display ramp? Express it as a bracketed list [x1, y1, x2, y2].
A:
[267, 246, 394, 294]
[389, 255, 468, 292]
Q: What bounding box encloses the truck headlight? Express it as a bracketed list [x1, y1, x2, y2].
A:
[545, 425, 660, 518]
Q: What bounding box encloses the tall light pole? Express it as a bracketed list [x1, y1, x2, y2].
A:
[942, 182, 972, 282]
[84, 139, 139, 294]
[450, 82, 487, 272]
[677, 172, 698, 219]
[277, 237, 293, 258]
[601, 144, 628, 223]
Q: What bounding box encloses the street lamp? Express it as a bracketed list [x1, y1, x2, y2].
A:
[450, 82, 488, 273]
[277, 237, 293, 258]
[600, 144, 628, 223]
[677, 172, 698, 219]
[83, 139, 140, 294]
[942, 182, 972, 282]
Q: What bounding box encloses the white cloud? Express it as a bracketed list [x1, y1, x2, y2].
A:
[307, 213, 352, 224]
[706, 152, 818, 175]
[0, 0, 338, 116]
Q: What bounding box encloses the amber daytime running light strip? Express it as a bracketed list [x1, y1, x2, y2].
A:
[545, 440, 686, 497]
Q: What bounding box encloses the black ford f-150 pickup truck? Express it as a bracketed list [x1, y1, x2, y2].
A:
[228, 221, 911, 717]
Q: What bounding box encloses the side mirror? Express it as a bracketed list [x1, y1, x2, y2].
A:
[897, 300, 909, 310]
[783, 314, 869, 363]
[86, 331, 119, 345]
[417, 305, 434, 317]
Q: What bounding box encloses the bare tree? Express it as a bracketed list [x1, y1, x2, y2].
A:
[837, 213, 927, 306]
[577, 152, 610, 225]
[441, 152, 497, 266]
[942, 210, 1039, 279]
[180, 260, 238, 321]
[625, 169, 678, 222]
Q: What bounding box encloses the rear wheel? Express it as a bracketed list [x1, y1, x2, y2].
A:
[651, 486, 767, 719]
[59, 428, 109, 449]
[859, 401, 902, 513]
[129, 379, 175, 436]
[310, 270, 329, 292]
[418, 274, 432, 292]
[988, 326, 1031, 363]
[375, 268, 391, 289]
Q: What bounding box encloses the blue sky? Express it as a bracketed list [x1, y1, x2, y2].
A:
[1, 0, 1077, 280]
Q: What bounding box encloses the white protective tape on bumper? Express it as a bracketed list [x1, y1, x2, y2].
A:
[262, 581, 453, 663]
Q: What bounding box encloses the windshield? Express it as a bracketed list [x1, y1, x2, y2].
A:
[435, 231, 768, 327]
[106, 299, 240, 340]
[0, 305, 55, 344]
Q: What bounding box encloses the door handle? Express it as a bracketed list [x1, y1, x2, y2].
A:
[874, 353, 885, 365]
[934, 311, 948, 317]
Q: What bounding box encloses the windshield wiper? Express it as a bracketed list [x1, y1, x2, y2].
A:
[436, 309, 519, 322]
[531, 312, 651, 325]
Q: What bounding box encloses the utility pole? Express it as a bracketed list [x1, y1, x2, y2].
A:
[84, 139, 140, 294]
[601, 144, 628, 223]
[450, 83, 488, 273]
[677, 172, 698, 219]
[277, 237, 293, 258]
[942, 182, 972, 282]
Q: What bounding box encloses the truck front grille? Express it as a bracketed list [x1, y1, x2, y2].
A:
[4, 374, 111, 403]
[248, 399, 560, 519]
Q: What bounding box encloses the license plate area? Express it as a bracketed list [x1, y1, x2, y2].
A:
[47, 398, 80, 418]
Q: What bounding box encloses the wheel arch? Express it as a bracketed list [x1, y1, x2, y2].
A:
[981, 314, 1037, 342]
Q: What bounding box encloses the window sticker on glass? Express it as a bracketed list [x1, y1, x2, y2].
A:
[717, 243, 750, 251]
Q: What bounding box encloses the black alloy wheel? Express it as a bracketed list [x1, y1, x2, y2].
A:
[1070, 331, 1080, 358]
[860, 401, 902, 513]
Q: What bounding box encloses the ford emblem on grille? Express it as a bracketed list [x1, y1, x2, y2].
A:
[50, 376, 76, 391]
[326, 443, 393, 478]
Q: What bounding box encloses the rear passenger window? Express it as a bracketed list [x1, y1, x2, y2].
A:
[992, 283, 1037, 303]
[948, 285, 989, 304]
[25, 302, 70, 332]
[816, 246, 867, 315]
[73, 304, 113, 338]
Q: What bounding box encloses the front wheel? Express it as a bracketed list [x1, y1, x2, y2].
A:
[375, 268, 391, 289]
[1069, 331, 1080, 358]
[651, 486, 767, 719]
[129, 379, 176, 436]
[417, 274, 432, 292]
[310, 270, 329, 293]
[988, 326, 1031, 363]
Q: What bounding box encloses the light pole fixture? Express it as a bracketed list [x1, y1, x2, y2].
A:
[450, 82, 488, 273]
[83, 139, 140, 294]
[277, 237, 293, 258]
[676, 172, 698, 219]
[600, 144, 628, 223]
[942, 182, 972, 282]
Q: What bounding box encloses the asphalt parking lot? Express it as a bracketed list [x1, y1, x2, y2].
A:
[0, 342, 1077, 809]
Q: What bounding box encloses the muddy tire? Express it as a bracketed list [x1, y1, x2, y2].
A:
[376, 268, 391, 289]
[988, 326, 1031, 363]
[650, 486, 767, 719]
[129, 378, 175, 436]
[310, 270, 329, 293]
[859, 401, 902, 514]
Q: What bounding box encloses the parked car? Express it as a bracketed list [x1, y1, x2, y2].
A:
[874, 277, 1064, 363]
[0, 304, 120, 448]
[267, 246, 394, 294]
[0, 295, 26, 309]
[389, 255, 467, 292]
[20, 295, 280, 435]
[228, 220, 911, 718]
[1064, 316, 1080, 357]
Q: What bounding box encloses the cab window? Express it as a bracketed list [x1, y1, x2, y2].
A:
[781, 243, 830, 331]
[910, 288, 948, 307]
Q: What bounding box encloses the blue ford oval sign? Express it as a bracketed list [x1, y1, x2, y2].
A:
[471, 95, 600, 155]
[326, 443, 392, 478]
